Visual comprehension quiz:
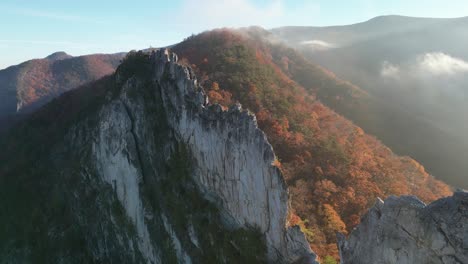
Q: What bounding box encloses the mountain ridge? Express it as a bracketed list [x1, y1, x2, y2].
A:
[0, 47, 464, 264]
[0, 52, 125, 119]
[172, 27, 453, 260]
[271, 17, 468, 188]
[0, 43, 464, 263]
[0, 26, 458, 262]
[273, 15, 467, 30]
[0, 49, 317, 263]
[45, 51, 73, 61]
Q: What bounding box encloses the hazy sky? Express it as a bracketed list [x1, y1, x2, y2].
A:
[1, 0, 468, 69]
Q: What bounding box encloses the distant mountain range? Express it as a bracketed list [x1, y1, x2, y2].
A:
[273, 15, 468, 50]
[272, 15, 468, 188]
[0, 51, 124, 120]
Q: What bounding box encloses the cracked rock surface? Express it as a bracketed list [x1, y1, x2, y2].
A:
[96, 49, 317, 263]
[0, 49, 317, 264]
[338, 191, 468, 264]
[149, 49, 316, 263]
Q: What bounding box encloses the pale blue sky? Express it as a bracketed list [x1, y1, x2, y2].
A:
[1, 0, 468, 69]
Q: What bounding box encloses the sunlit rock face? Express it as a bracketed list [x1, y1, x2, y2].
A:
[338, 191, 468, 264]
[93, 49, 319, 263]
[150, 49, 316, 263]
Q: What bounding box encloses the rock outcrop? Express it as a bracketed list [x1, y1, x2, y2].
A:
[152, 49, 315, 263]
[338, 191, 468, 264]
[0, 49, 316, 263]
[93, 49, 316, 263]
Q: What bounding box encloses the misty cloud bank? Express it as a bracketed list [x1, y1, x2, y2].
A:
[381, 61, 401, 79]
[381, 52, 468, 79]
[419, 52, 468, 75]
[379, 52, 468, 108]
[300, 39, 338, 51]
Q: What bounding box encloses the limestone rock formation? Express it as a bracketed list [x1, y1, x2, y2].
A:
[151, 49, 316, 263]
[0, 49, 317, 263]
[338, 191, 468, 264]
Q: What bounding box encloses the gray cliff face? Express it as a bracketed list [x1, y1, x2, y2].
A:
[338, 191, 468, 264]
[91, 49, 316, 263]
[0, 49, 316, 263]
[149, 49, 316, 263]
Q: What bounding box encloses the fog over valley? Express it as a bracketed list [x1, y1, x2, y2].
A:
[273, 15, 468, 188]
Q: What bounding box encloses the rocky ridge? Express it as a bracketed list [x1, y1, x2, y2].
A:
[338, 191, 468, 264]
[1, 47, 466, 264]
[0, 49, 317, 263]
[148, 49, 316, 262]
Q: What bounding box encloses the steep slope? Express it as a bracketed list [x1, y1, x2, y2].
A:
[173, 28, 452, 261]
[272, 16, 468, 188]
[0, 49, 316, 263]
[339, 191, 468, 264]
[0, 52, 124, 119]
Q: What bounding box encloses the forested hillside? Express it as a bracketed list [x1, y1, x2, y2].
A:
[173, 28, 452, 261]
[0, 52, 124, 118]
[272, 16, 468, 188]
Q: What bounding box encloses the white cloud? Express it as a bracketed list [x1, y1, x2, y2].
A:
[175, 0, 320, 31]
[417, 52, 468, 75]
[300, 39, 338, 51]
[381, 52, 468, 80]
[381, 61, 400, 78]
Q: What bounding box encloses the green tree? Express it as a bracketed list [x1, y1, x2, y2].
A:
[323, 255, 338, 264]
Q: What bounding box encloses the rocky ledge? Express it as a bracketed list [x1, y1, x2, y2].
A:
[338, 191, 468, 264]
